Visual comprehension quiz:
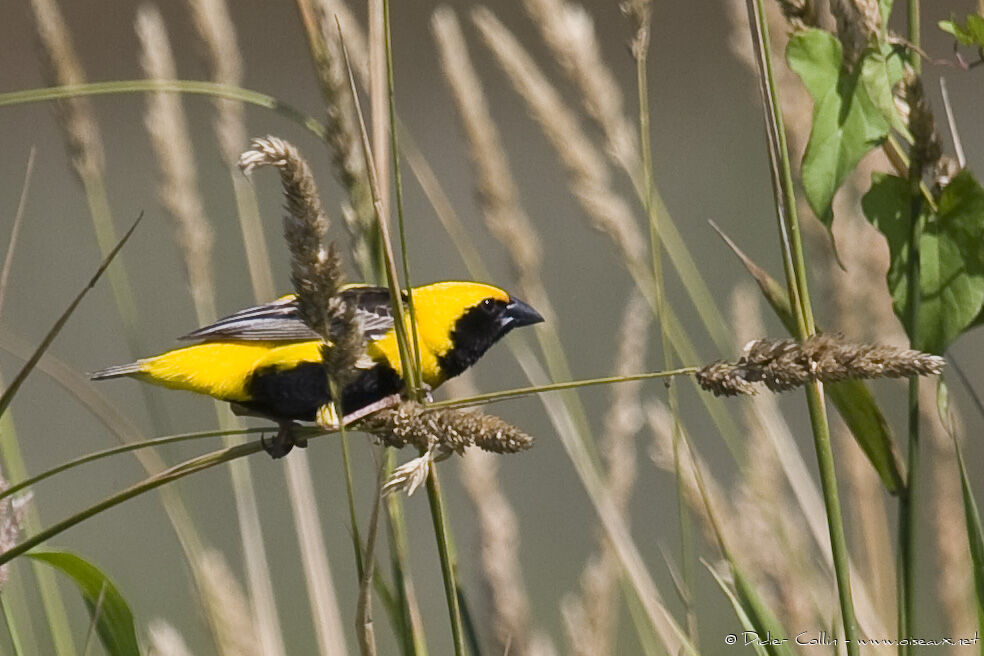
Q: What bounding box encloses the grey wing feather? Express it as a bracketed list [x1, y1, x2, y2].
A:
[180, 293, 395, 342]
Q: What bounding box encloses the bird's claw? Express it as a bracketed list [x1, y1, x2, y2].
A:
[262, 422, 300, 459]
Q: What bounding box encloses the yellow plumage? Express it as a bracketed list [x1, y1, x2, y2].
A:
[92, 281, 540, 426]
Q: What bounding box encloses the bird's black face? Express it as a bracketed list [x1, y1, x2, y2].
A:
[438, 295, 544, 379]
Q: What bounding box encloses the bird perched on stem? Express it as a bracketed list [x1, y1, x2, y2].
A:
[91, 281, 543, 457]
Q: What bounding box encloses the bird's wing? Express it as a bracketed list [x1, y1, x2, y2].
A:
[179, 288, 397, 342]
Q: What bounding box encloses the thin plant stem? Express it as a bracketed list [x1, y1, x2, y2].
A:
[340, 433, 366, 582]
[381, 5, 428, 652]
[0, 427, 260, 503]
[633, 16, 698, 645]
[900, 1, 923, 651]
[356, 458, 387, 656]
[338, 24, 419, 395]
[340, 20, 430, 654]
[431, 368, 697, 409]
[384, 0, 422, 391]
[425, 463, 465, 656]
[384, 469, 427, 656]
[0, 148, 35, 320]
[746, 1, 860, 653]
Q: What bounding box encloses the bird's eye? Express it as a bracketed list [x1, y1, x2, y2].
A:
[481, 298, 495, 310]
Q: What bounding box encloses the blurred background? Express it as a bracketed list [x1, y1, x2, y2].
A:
[2, 0, 984, 654]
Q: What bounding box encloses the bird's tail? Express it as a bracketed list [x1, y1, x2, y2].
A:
[90, 362, 143, 380]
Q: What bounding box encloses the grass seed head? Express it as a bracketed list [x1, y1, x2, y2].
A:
[697, 334, 945, 396]
[359, 401, 534, 455]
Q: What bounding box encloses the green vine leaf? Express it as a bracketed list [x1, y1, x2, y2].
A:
[939, 14, 984, 47]
[787, 29, 893, 230]
[862, 170, 984, 353]
[27, 550, 140, 656]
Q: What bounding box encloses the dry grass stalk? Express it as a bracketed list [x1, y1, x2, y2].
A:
[282, 454, 350, 656]
[198, 550, 262, 656]
[29, 0, 105, 182]
[431, 8, 547, 313]
[147, 621, 194, 656]
[460, 450, 533, 654]
[360, 400, 534, 456]
[522, 0, 639, 176]
[185, 0, 245, 165]
[446, 374, 546, 656]
[137, 5, 218, 323]
[297, 0, 376, 273]
[696, 334, 944, 396]
[239, 136, 363, 385]
[647, 402, 729, 544]
[472, 8, 645, 268]
[562, 292, 648, 656]
[188, 0, 277, 302]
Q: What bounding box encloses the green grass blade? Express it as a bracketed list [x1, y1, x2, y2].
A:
[0, 428, 260, 504]
[0, 213, 142, 418]
[732, 565, 797, 656]
[27, 550, 138, 656]
[705, 563, 770, 656]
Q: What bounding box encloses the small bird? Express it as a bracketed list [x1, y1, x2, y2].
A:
[91, 281, 543, 457]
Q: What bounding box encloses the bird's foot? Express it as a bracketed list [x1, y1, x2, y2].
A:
[262, 422, 303, 459]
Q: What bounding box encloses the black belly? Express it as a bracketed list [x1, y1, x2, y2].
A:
[243, 362, 404, 421]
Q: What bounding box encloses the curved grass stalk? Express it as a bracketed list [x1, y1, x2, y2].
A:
[0, 441, 262, 567]
[431, 368, 698, 410]
[0, 81, 326, 140]
[0, 428, 264, 504]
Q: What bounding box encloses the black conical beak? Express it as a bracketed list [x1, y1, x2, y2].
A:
[504, 297, 544, 328]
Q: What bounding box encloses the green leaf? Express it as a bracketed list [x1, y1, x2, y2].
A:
[879, 0, 894, 27]
[860, 43, 909, 139]
[787, 29, 892, 229]
[862, 171, 984, 353]
[27, 550, 139, 656]
[714, 224, 905, 493]
[940, 14, 984, 47]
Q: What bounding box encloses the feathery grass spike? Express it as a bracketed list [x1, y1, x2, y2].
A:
[697, 334, 945, 396]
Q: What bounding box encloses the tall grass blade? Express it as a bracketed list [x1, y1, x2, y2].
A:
[0, 212, 141, 418]
[0, 149, 35, 321]
[705, 563, 769, 656]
